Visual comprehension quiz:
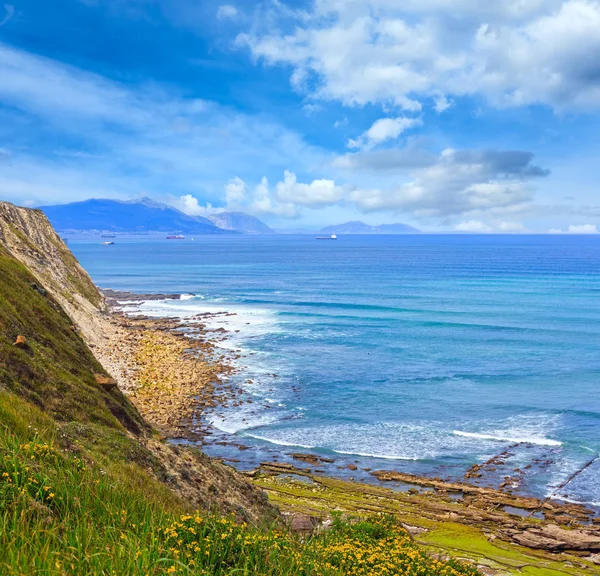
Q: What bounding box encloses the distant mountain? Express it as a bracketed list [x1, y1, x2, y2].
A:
[319, 221, 420, 234]
[207, 212, 275, 234]
[41, 198, 232, 234]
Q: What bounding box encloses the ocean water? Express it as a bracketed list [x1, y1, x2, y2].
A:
[70, 234, 600, 505]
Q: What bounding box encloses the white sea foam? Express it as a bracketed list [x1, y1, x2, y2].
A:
[549, 495, 600, 508]
[244, 434, 317, 450]
[331, 449, 420, 461]
[208, 411, 282, 435]
[546, 456, 600, 506]
[238, 414, 570, 464]
[452, 430, 562, 447]
[242, 421, 491, 461]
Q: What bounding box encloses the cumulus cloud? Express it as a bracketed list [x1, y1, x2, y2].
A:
[275, 170, 344, 206]
[220, 147, 548, 221]
[347, 116, 422, 149]
[339, 148, 548, 217]
[238, 0, 600, 111]
[433, 95, 453, 113]
[549, 224, 599, 234]
[454, 220, 493, 233]
[204, 171, 345, 218]
[455, 220, 527, 233]
[175, 195, 223, 217]
[217, 4, 238, 19]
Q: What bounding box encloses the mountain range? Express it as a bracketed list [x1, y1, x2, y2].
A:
[40, 199, 418, 236]
[41, 198, 273, 235]
[207, 212, 274, 234]
[318, 221, 420, 234]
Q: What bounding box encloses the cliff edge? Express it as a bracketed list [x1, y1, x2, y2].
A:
[0, 201, 103, 310]
[0, 200, 275, 524]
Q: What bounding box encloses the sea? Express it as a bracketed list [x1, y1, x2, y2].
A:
[69, 234, 600, 507]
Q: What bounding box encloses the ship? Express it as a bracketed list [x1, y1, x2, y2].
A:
[101, 234, 116, 238]
[316, 234, 337, 240]
[101, 241, 114, 245]
[166, 235, 185, 240]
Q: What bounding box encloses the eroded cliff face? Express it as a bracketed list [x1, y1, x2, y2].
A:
[0, 201, 122, 376]
[0, 201, 277, 523]
[0, 201, 103, 310]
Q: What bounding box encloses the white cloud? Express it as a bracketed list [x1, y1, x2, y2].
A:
[193, 171, 345, 218]
[551, 224, 598, 234]
[225, 176, 247, 205]
[342, 148, 547, 217]
[0, 4, 14, 28]
[347, 116, 422, 149]
[220, 146, 547, 221]
[302, 103, 323, 114]
[238, 0, 600, 111]
[454, 220, 493, 233]
[217, 5, 238, 20]
[0, 40, 564, 228]
[275, 170, 344, 206]
[550, 224, 599, 234]
[496, 221, 527, 233]
[0, 42, 325, 207]
[175, 195, 222, 217]
[454, 219, 527, 233]
[433, 95, 453, 113]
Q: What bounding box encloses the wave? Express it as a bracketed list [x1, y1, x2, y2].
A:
[546, 494, 600, 508]
[331, 449, 420, 461]
[180, 293, 200, 300]
[244, 434, 316, 450]
[452, 430, 562, 447]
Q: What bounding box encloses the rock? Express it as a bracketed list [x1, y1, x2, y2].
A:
[286, 513, 317, 534]
[588, 553, 600, 565]
[347, 464, 358, 471]
[511, 524, 600, 552]
[401, 523, 428, 536]
[14, 335, 27, 348]
[291, 453, 321, 465]
[93, 373, 118, 391]
[291, 453, 334, 465]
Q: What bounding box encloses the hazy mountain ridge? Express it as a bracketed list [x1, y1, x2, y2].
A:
[40, 198, 229, 234]
[319, 221, 420, 234]
[207, 212, 275, 234]
[41, 198, 278, 235]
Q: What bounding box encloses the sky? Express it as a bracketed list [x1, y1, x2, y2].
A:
[0, 0, 599, 232]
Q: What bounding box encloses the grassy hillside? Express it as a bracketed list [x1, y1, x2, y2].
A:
[0, 245, 480, 575]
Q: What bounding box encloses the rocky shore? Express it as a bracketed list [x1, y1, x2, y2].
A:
[97, 291, 600, 573]
[253, 462, 600, 574]
[91, 293, 246, 439]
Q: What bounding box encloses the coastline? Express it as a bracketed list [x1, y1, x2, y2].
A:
[98, 290, 600, 571]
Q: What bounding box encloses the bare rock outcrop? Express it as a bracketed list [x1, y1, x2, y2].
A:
[506, 524, 600, 552]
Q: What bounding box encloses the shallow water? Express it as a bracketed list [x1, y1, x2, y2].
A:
[70, 234, 600, 505]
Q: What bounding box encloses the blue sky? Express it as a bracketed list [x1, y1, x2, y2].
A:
[0, 0, 599, 232]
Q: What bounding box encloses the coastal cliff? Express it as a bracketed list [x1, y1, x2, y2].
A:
[0, 201, 103, 310]
[0, 200, 275, 522]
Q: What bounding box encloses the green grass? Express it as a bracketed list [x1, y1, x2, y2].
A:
[0, 399, 479, 575]
[0, 244, 481, 574]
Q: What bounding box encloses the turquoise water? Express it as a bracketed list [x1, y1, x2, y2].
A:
[70, 234, 600, 505]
